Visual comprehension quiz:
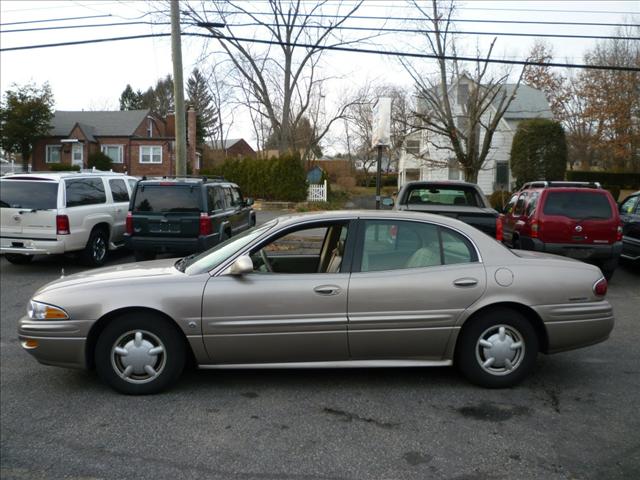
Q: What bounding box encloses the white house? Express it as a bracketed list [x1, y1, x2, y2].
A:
[398, 76, 552, 194]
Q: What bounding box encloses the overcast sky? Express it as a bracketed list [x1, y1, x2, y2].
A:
[1, 0, 638, 149]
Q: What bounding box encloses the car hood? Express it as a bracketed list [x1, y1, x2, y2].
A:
[35, 258, 182, 295]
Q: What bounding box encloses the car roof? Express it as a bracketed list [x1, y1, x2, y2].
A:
[404, 180, 480, 188]
[0, 170, 136, 181]
[137, 177, 236, 187]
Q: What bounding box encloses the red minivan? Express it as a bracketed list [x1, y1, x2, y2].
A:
[502, 181, 623, 279]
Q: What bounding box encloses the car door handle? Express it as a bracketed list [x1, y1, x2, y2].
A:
[314, 285, 341, 296]
[453, 278, 478, 287]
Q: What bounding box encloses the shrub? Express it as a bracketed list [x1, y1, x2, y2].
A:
[565, 171, 640, 189]
[87, 151, 112, 171]
[488, 190, 512, 210]
[49, 163, 80, 171]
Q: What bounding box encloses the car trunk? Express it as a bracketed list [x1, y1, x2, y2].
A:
[131, 185, 202, 238]
[539, 191, 617, 246]
[0, 179, 59, 239]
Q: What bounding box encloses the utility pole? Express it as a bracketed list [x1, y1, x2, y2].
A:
[171, 0, 187, 176]
[375, 145, 383, 210]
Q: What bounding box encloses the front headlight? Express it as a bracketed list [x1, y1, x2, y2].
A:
[27, 300, 69, 320]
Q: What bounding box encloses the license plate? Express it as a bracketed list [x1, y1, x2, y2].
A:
[565, 248, 592, 259]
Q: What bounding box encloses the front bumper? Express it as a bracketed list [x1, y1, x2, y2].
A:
[522, 237, 623, 262]
[1, 236, 66, 255]
[18, 316, 90, 369]
[621, 236, 640, 261]
[533, 301, 614, 354]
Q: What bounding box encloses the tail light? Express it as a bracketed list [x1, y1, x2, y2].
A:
[616, 223, 623, 241]
[531, 220, 539, 239]
[199, 212, 212, 236]
[56, 215, 70, 235]
[495, 215, 503, 241]
[125, 211, 133, 235]
[593, 277, 608, 297]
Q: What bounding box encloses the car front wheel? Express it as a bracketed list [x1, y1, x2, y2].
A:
[456, 308, 538, 388]
[95, 313, 186, 395]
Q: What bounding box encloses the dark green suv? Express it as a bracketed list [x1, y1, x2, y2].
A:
[125, 177, 255, 261]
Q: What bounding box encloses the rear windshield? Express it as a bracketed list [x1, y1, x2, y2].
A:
[133, 185, 202, 213]
[406, 186, 481, 207]
[0, 180, 58, 210]
[543, 191, 612, 219]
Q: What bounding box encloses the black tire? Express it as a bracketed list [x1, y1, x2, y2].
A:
[94, 313, 186, 395]
[599, 257, 618, 281]
[82, 228, 109, 267]
[250, 215, 256, 227]
[512, 236, 521, 250]
[4, 253, 34, 265]
[456, 307, 538, 388]
[134, 250, 156, 262]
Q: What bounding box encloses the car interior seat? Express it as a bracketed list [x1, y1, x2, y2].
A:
[405, 245, 440, 268]
[453, 196, 466, 205]
[325, 240, 345, 273]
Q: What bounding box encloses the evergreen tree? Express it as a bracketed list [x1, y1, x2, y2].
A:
[186, 68, 217, 144]
[119, 84, 143, 110]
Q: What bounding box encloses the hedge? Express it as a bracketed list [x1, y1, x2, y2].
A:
[87, 151, 112, 171]
[565, 171, 640, 189]
[48, 163, 80, 171]
[201, 154, 308, 202]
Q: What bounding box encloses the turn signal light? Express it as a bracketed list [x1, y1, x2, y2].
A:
[22, 339, 39, 349]
[593, 277, 608, 297]
[199, 213, 212, 236]
[531, 221, 539, 239]
[616, 224, 623, 242]
[495, 216, 503, 241]
[56, 215, 70, 235]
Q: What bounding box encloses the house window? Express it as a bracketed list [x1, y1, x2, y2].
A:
[147, 119, 153, 137]
[101, 145, 123, 164]
[457, 83, 469, 107]
[448, 158, 463, 180]
[495, 161, 509, 190]
[46, 145, 62, 163]
[406, 140, 420, 155]
[139, 146, 162, 164]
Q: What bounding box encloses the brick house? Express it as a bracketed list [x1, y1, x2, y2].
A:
[32, 109, 199, 176]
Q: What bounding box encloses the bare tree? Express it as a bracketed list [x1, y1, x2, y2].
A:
[402, 0, 525, 183]
[182, 0, 369, 156]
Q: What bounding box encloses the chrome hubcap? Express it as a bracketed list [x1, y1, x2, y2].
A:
[475, 325, 525, 376]
[93, 236, 106, 262]
[111, 330, 166, 384]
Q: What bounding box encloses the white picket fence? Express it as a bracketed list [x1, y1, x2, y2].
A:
[307, 180, 328, 202]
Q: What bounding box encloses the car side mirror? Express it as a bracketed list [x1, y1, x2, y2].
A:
[381, 197, 394, 207]
[245, 198, 254, 207]
[228, 255, 253, 275]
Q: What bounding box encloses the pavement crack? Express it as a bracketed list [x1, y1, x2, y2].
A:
[322, 407, 400, 429]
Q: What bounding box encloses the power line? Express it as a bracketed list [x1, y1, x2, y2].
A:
[3, 19, 636, 41]
[2, 31, 638, 72]
[1, 1, 124, 13]
[210, 10, 639, 28]
[224, 22, 640, 41]
[1, 21, 168, 34]
[0, 14, 112, 27]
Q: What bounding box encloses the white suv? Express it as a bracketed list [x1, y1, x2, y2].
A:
[1, 170, 138, 267]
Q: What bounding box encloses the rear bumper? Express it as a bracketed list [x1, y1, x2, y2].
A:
[522, 237, 622, 262]
[125, 233, 221, 254]
[621, 236, 640, 261]
[0, 236, 66, 255]
[533, 301, 615, 354]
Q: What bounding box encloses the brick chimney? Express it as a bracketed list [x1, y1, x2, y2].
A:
[187, 108, 197, 173]
[165, 111, 176, 137]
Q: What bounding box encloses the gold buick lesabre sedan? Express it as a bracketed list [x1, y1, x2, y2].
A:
[19, 211, 614, 394]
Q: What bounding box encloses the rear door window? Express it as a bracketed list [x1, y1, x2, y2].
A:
[109, 179, 129, 202]
[0, 180, 59, 210]
[223, 187, 234, 208]
[65, 178, 106, 207]
[525, 192, 539, 216]
[133, 185, 202, 213]
[513, 193, 527, 215]
[231, 187, 243, 206]
[543, 192, 612, 219]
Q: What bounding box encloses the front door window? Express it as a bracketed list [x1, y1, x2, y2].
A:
[72, 144, 83, 168]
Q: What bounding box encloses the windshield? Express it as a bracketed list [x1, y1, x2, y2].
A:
[133, 185, 201, 213]
[406, 186, 481, 207]
[543, 191, 612, 219]
[0, 180, 58, 210]
[181, 220, 277, 274]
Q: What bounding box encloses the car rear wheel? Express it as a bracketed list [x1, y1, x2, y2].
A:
[95, 313, 186, 395]
[82, 228, 108, 267]
[5, 253, 34, 265]
[598, 258, 618, 281]
[456, 307, 538, 388]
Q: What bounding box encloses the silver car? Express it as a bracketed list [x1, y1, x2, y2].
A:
[19, 211, 614, 394]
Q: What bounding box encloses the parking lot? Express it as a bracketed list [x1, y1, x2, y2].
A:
[1, 211, 639, 480]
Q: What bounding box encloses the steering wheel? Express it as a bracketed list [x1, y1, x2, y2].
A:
[259, 249, 273, 272]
